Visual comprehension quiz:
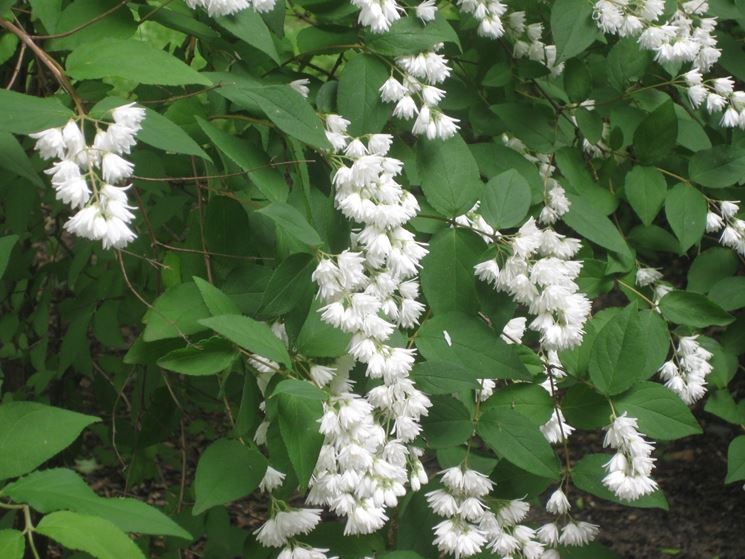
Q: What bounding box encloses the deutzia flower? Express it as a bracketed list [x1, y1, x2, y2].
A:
[416, 0, 437, 22]
[290, 78, 311, 98]
[658, 335, 713, 404]
[602, 413, 658, 501]
[254, 508, 322, 547]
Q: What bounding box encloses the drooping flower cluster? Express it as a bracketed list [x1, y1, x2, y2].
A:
[602, 413, 658, 501]
[501, 135, 571, 226]
[539, 353, 576, 444]
[379, 45, 460, 140]
[567, 99, 615, 159]
[504, 12, 565, 75]
[351, 0, 402, 33]
[307, 115, 430, 534]
[593, 1, 745, 128]
[456, 0, 507, 39]
[185, 0, 274, 17]
[659, 335, 714, 405]
[537, 487, 599, 555]
[254, 507, 324, 549]
[706, 200, 745, 255]
[30, 104, 144, 249]
[475, 218, 591, 352]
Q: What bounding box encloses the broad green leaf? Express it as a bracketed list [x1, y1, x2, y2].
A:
[708, 276, 745, 311]
[137, 108, 210, 160]
[704, 389, 745, 424]
[725, 435, 745, 483]
[491, 103, 555, 152]
[259, 253, 315, 317]
[258, 202, 323, 246]
[421, 396, 473, 448]
[410, 361, 482, 394]
[196, 117, 288, 202]
[689, 146, 745, 188]
[2, 468, 191, 539]
[564, 193, 631, 258]
[614, 382, 702, 440]
[675, 104, 711, 151]
[478, 407, 561, 479]
[0, 90, 73, 134]
[142, 282, 211, 342]
[364, 14, 460, 56]
[637, 309, 670, 376]
[588, 304, 648, 395]
[66, 39, 211, 86]
[199, 314, 291, 367]
[0, 234, 18, 279]
[36, 511, 146, 559]
[658, 290, 734, 328]
[420, 228, 483, 315]
[470, 143, 545, 203]
[0, 402, 98, 480]
[416, 312, 531, 381]
[216, 10, 280, 63]
[480, 169, 532, 229]
[417, 133, 483, 217]
[270, 379, 324, 488]
[194, 277, 241, 316]
[572, 454, 669, 509]
[624, 166, 667, 226]
[193, 439, 267, 514]
[551, 0, 598, 62]
[687, 248, 738, 293]
[46, 0, 135, 52]
[296, 299, 351, 358]
[564, 59, 591, 102]
[482, 384, 554, 425]
[633, 100, 678, 164]
[562, 384, 612, 429]
[157, 337, 237, 376]
[664, 183, 707, 252]
[337, 54, 390, 136]
[0, 530, 23, 559]
[0, 132, 43, 186]
[607, 38, 650, 90]
[30, 0, 62, 32]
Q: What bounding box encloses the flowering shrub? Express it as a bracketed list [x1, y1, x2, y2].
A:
[0, 0, 744, 557]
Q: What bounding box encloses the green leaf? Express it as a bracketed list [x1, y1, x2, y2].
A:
[614, 382, 702, 440]
[564, 193, 631, 258]
[588, 304, 648, 395]
[0, 234, 18, 279]
[193, 439, 267, 514]
[216, 10, 280, 63]
[633, 100, 678, 164]
[270, 379, 324, 488]
[137, 108, 210, 160]
[0, 530, 23, 559]
[551, 0, 598, 62]
[337, 54, 390, 136]
[258, 202, 323, 246]
[259, 253, 315, 317]
[491, 103, 555, 152]
[194, 277, 241, 316]
[687, 248, 738, 293]
[142, 282, 211, 342]
[46, 0, 135, 52]
[0, 132, 43, 186]
[157, 337, 237, 376]
[482, 384, 555, 425]
[725, 435, 745, 483]
[410, 361, 482, 394]
[0, 89, 73, 134]
[0, 402, 99, 480]
[664, 183, 707, 252]
[689, 146, 745, 188]
[480, 169, 532, 229]
[704, 389, 745, 424]
[562, 384, 612, 429]
[624, 166, 667, 226]
[199, 314, 291, 367]
[658, 290, 734, 328]
[2, 468, 191, 539]
[416, 312, 531, 381]
[417, 133, 483, 217]
[421, 396, 473, 448]
[364, 14, 460, 56]
[708, 276, 745, 311]
[572, 454, 669, 509]
[478, 407, 561, 479]
[607, 37, 650, 90]
[421, 229, 482, 315]
[66, 39, 211, 86]
[196, 117, 288, 202]
[36, 511, 146, 559]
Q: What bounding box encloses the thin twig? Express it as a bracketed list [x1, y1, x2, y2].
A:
[30, 0, 128, 39]
[5, 42, 26, 90]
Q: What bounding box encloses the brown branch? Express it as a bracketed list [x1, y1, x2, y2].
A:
[5, 42, 26, 90]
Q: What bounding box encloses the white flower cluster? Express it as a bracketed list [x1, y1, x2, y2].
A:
[254, 507, 325, 549]
[475, 218, 591, 352]
[504, 12, 565, 75]
[593, 1, 745, 129]
[706, 200, 745, 255]
[427, 466, 548, 559]
[307, 115, 430, 534]
[30, 104, 144, 249]
[350, 0, 402, 32]
[538, 487, 599, 554]
[539, 355, 576, 445]
[568, 100, 615, 159]
[502, 135, 571, 226]
[379, 45, 460, 140]
[659, 335, 713, 405]
[457, 0, 507, 39]
[185, 0, 274, 17]
[602, 413, 658, 501]
[454, 202, 498, 244]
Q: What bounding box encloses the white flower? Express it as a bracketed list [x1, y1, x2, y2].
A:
[30, 125, 66, 160]
[559, 521, 598, 546]
[416, 0, 437, 22]
[290, 78, 311, 98]
[636, 267, 663, 287]
[380, 76, 407, 103]
[101, 152, 134, 183]
[433, 519, 486, 558]
[545, 488, 570, 515]
[259, 466, 286, 493]
[393, 95, 418, 119]
[602, 413, 657, 501]
[112, 102, 146, 129]
[44, 160, 91, 209]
